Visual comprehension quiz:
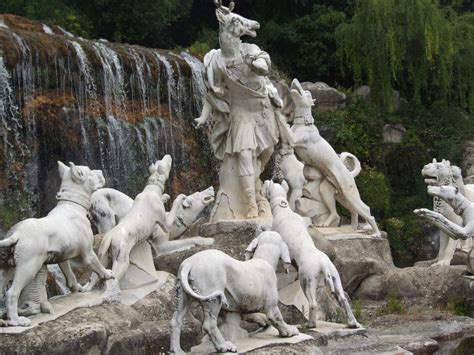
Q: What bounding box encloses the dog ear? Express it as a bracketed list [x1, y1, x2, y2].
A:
[281, 180, 290, 194]
[57, 161, 68, 178]
[161, 193, 170, 204]
[69, 162, 86, 184]
[182, 198, 192, 209]
[244, 237, 259, 261]
[149, 162, 157, 174]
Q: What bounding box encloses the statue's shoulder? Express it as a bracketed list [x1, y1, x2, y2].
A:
[241, 42, 262, 54]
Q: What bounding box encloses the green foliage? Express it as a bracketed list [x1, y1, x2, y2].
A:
[353, 300, 363, 321]
[357, 167, 391, 218]
[379, 289, 405, 315]
[337, 0, 474, 111]
[447, 296, 469, 316]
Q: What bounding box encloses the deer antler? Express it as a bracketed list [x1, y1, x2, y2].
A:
[229, 1, 235, 12]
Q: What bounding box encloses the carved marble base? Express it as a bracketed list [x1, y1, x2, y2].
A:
[191, 325, 313, 353]
[210, 155, 272, 223]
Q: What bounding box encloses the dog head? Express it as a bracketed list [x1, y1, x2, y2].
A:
[427, 185, 459, 204]
[57, 161, 105, 195]
[290, 78, 315, 110]
[421, 158, 453, 186]
[182, 186, 215, 211]
[170, 186, 216, 234]
[244, 231, 292, 272]
[148, 155, 172, 187]
[214, 0, 260, 39]
[262, 180, 290, 208]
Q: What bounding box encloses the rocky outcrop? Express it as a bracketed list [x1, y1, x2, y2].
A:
[0, 14, 216, 228]
[301, 81, 346, 110]
[0, 273, 202, 354]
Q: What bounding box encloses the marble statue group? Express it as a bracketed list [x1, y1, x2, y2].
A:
[1, 1, 472, 353]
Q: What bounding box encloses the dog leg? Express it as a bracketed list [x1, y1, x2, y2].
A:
[170, 282, 190, 354]
[301, 277, 318, 328]
[318, 183, 339, 227]
[265, 305, 299, 337]
[59, 261, 83, 292]
[83, 251, 114, 281]
[153, 237, 215, 257]
[328, 263, 361, 328]
[202, 299, 236, 353]
[6, 258, 44, 327]
[414, 208, 471, 240]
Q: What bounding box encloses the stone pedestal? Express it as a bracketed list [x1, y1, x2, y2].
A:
[191, 325, 313, 353]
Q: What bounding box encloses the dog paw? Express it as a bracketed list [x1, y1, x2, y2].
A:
[103, 269, 115, 280]
[8, 316, 31, 327]
[71, 283, 85, 293]
[279, 324, 299, 337]
[216, 341, 237, 353]
[347, 320, 362, 329]
[40, 301, 54, 314]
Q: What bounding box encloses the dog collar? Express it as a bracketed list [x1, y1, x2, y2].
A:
[147, 177, 165, 191]
[175, 214, 190, 229]
[293, 114, 314, 126]
[453, 198, 470, 216]
[56, 189, 91, 210]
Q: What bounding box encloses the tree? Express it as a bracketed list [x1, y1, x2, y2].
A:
[336, 0, 474, 111]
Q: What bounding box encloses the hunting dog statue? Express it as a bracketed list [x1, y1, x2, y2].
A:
[289, 78, 380, 236]
[421, 159, 474, 266]
[170, 231, 299, 354]
[87, 155, 186, 291]
[89, 186, 215, 257]
[0, 162, 113, 327]
[263, 180, 361, 329]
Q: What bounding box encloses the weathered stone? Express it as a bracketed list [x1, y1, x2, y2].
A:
[355, 265, 469, 302]
[461, 140, 474, 177]
[308, 228, 337, 261]
[301, 81, 346, 110]
[322, 232, 394, 294]
[383, 124, 406, 144]
[354, 85, 371, 101]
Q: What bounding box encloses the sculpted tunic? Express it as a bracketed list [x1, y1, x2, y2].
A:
[205, 44, 279, 160]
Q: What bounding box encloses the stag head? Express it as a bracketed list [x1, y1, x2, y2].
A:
[214, 0, 260, 38]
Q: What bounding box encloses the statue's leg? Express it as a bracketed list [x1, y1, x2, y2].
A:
[238, 149, 258, 219]
[255, 147, 273, 214]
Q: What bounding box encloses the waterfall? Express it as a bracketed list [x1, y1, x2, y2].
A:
[181, 51, 205, 113]
[42, 24, 54, 35]
[0, 15, 211, 224]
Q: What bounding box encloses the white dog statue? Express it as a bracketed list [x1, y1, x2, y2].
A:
[421, 159, 474, 266]
[289, 78, 380, 236]
[88, 155, 186, 290]
[263, 180, 361, 329]
[0, 161, 114, 326]
[170, 231, 299, 354]
[89, 186, 215, 256]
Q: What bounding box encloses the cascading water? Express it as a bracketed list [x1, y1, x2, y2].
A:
[0, 14, 214, 227]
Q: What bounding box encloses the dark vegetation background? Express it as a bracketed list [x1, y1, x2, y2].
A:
[1, 0, 473, 261]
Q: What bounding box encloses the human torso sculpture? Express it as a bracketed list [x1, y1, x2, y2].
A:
[196, 0, 290, 221]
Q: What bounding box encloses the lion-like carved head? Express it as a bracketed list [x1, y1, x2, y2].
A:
[421, 158, 454, 186]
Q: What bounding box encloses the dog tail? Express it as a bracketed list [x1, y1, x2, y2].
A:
[178, 262, 229, 307]
[340, 152, 361, 178]
[0, 232, 20, 248]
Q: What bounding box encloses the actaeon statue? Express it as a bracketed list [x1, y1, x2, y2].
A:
[195, 0, 292, 222]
